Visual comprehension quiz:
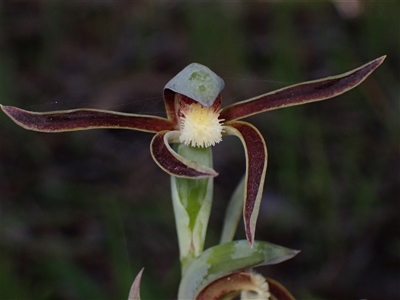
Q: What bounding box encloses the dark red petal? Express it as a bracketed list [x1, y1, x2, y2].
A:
[150, 131, 218, 178]
[1, 105, 175, 133]
[224, 122, 267, 245]
[221, 56, 386, 121]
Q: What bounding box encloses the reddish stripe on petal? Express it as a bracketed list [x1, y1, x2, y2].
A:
[224, 122, 267, 245]
[221, 56, 386, 121]
[1, 106, 175, 133]
[150, 131, 218, 178]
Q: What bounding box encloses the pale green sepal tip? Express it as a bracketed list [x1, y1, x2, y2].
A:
[164, 63, 225, 107]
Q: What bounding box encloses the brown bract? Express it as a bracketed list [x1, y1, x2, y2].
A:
[0, 56, 385, 245]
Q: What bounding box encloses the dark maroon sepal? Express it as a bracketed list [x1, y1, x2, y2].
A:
[221, 56, 386, 121]
[1, 105, 175, 133]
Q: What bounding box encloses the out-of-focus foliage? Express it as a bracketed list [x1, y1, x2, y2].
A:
[1, 2, 398, 299]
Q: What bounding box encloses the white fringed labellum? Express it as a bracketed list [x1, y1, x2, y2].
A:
[179, 101, 224, 148]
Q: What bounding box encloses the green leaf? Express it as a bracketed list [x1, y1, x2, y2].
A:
[178, 240, 299, 299]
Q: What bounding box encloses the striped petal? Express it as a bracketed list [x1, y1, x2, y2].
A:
[1, 105, 175, 133]
[224, 121, 267, 245]
[220, 56, 386, 121]
[150, 130, 218, 178]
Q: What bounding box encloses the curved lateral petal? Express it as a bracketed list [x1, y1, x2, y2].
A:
[220, 56, 386, 121]
[1, 105, 175, 133]
[150, 130, 218, 178]
[224, 121, 267, 245]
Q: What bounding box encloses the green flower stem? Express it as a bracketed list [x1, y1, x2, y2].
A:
[171, 144, 214, 275]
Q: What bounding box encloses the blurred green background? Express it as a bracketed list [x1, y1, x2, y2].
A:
[1, 2, 399, 299]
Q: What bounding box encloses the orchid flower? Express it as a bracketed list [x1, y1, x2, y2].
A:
[2, 57, 385, 300]
[1, 56, 385, 247]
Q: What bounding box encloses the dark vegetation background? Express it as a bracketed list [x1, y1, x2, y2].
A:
[1, 2, 399, 299]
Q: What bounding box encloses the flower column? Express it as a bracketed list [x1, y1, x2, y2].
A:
[161, 64, 225, 274]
